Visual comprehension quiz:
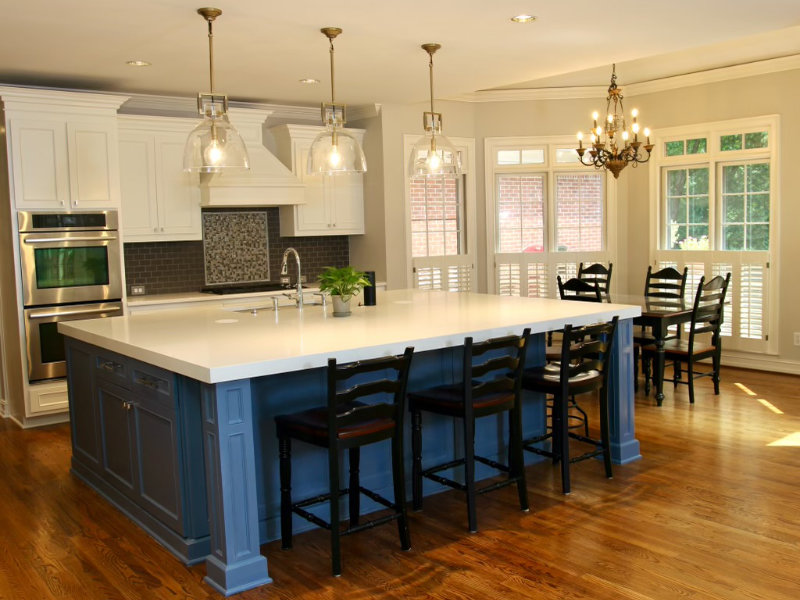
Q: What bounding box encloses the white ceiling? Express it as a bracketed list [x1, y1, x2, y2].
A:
[2, 1, 800, 107]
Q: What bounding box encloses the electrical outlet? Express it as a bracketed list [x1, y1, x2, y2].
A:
[130, 285, 146, 296]
[280, 277, 290, 285]
[300, 275, 307, 283]
[794, 332, 800, 346]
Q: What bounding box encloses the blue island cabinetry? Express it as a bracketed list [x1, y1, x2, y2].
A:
[60, 289, 642, 595]
[66, 340, 210, 564]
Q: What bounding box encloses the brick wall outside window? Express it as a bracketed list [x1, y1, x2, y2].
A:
[497, 175, 544, 253]
[555, 173, 603, 252]
[410, 177, 462, 257]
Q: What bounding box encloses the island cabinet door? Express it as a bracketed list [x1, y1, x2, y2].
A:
[97, 381, 138, 498]
[66, 342, 102, 471]
[130, 387, 184, 535]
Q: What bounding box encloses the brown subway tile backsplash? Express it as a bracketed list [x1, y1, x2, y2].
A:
[123, 208, 350, 295]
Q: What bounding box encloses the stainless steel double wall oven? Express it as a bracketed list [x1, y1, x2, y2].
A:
[19, 210, 123, 381]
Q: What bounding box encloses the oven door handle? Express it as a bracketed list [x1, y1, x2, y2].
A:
[28, 306, 122, 319]
[23, 236, 117, 243]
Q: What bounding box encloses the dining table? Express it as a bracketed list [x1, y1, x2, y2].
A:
[610, 294, 693, 406]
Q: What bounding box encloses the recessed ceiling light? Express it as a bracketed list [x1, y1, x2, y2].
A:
[299, 78, 320, 84]
[126, 60, 151, 67]
[511, 14, 536, 23]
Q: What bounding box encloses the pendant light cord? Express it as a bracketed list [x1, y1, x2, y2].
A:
[428, 51, 435, 114]
[207, 18, 215, 93]
[328, 36, 336, 104]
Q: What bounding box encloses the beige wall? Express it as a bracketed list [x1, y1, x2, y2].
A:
[627, 68, 800, 361]
[366, 66, 800, 366]
[370, 101, 477, 289]
[349, 114, 387, 280]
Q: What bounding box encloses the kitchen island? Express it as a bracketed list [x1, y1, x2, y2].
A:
[60, 289, 641, 596]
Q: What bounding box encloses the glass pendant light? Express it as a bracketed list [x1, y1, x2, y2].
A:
[307, 27, 367, 175]
[183, 7, 249, 173]
[408, 43, 461, 179]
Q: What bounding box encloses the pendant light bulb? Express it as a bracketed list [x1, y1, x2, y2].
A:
[183, 7, 249, 173]
[408, 43, 461, 179]
[307, 27, 367, 175]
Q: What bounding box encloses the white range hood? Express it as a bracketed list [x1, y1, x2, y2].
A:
[200, 107, 305, 207]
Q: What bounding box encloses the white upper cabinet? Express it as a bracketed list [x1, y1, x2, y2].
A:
[118, 116, 201, 242]
[270, 124, 365, 236]
[0, 88, 126, 210]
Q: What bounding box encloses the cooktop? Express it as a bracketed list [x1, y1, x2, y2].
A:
[201, 283, 295, 295]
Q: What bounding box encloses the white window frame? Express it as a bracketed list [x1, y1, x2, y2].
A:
[402, 135, 477, 291]
[484, 135, 618, 296]
[648, 115, 780, 354]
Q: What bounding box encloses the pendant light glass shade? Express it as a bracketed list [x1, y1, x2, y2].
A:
[308, 127, 367, 175]
[183, 8, 249, 173]
[408, 44, 461, 179]
[307, 28, 367, 176]
[184, 95, 249, 173]
[408, 125, 461, 179]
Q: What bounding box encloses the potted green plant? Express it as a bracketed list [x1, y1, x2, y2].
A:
[318, 266, 372, 317]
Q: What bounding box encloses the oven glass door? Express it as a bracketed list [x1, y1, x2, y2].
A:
[19, 231, 123, 306]
[24, 301, 123, 381]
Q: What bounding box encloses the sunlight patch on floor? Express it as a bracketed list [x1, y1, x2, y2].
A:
[767, 432, 800, 447]
[734, 382, 757, 396]
[757, 399, 784, 414]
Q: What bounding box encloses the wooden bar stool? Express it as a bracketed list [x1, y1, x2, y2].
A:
[275, 347, 414, 576]
[409, 329, 530, 533]
[522, 317, 618, 494]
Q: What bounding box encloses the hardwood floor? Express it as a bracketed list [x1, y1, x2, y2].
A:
[1, 367, 799, 599]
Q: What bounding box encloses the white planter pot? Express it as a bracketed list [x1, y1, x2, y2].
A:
[332, 295, 351, 317]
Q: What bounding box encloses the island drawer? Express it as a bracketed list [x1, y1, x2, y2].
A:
[94, 351, 129, 386]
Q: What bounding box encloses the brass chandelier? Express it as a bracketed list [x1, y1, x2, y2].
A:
[576, 64, 652, 179]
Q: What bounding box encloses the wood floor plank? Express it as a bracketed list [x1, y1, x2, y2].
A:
[1, 366, 799, 599]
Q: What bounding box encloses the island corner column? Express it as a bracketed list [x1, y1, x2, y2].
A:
[608, 317, 642, 464]
[200, 379, 272, 595]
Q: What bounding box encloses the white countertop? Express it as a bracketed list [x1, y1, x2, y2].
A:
[61, 289, 641, 384]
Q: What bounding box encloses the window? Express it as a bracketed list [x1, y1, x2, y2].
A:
[555, 173, 603, 252]
[720, 163, 770, 251]
[486, 137, 614, 298]
[410, 177, 464, 258]
[496, 174, 544, 253]
[404, 135, 476, 292]
[652, 116, 778, 354]
[664, 167, 709, 249]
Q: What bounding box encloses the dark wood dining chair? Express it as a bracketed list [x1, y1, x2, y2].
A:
[578, 262, 613, 298]
[550, 276, 604, 432]
[635, 266, 688, 392]
[522, 316, 619, 494]
[558, 275, 602, 302]
[641, 273, 730, 404]
[409, 329, 530, 533]
[275, 347, 414, 576]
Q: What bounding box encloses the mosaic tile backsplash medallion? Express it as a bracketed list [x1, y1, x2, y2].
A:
[202, 211, 270, 285]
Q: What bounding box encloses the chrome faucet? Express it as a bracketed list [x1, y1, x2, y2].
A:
[280, 247, 303, 308]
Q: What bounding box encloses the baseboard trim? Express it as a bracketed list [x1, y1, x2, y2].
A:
[721, 352, 800, 376]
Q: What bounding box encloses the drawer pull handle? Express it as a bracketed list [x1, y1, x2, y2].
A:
[101, 360, 121, 372]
